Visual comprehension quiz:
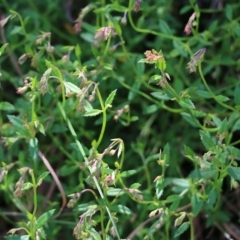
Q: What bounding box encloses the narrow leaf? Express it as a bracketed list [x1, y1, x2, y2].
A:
[174, 222, 190, 238]
[36, 209, 55, 229]
[64, 82, 81, 94]
[0, 102, 15, 111]
[105, 89, 117, 107]
[29, 138, 38, 161]
[228, 167, 240, 180]
[199, 130, 216, 150]
[0, 43, 9, 55]
[151, 92, 171, 101]
[83, 109, 102, 117]
[215, 95, 229, 102]
[179, 98, 195, 109]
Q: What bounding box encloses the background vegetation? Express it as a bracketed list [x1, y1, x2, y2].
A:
[1, 0, 240, 239]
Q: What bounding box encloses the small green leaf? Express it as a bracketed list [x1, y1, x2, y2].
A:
[22, 182, 33, 190]
[225, 4, 232, 20]
[233, 119, 240, 131]
[149, 75, 162, 83]
[228, 167, 240, 180]
[7, 115, 24, 128]
[234, 86, 240, 105]
[64, 82, 81, 94]
[83, 109, 102, 117]
[191, 194, 203, 216]
[189, 168, 218, 179]
[173, 40, 188, 57]
[151, 92, 171, 100]
[159, 20, 173, 35]
[181, 112, 199, 127]
[0, 43, 9, 55]
[215, 95, 229, 102]
[0, 102, 15, 111]
[7, 115, 29, 136]
[128, 82, 141, 101]
[180, 5, 192, 14]
[29, 138, 38, 161]
[156, 58, 166, 71]
[106, 187, 124, 196]
[75, 44, 81, 59]
[179, 98, 195, 109]
[219, 118, 228, 134]
[199, 130, 216, 150]
[120, 170, 137, 177]
[37, 171, 49, 186]
[155, 179, 165, 199]
[195, 90, 211, 99]
[130, 183, 141, 189]
[162, 143, 170, 163]
[184, 145, 195, 158]
[10, 26, 24, 35]
[105, 4, 126, 12]
[138, 58, 150, 63]
[166, 195, 181, 202]
[110, 204, 133, 215]
[105, 89, 117, 107]
[5, 234, 30, 240]
[36, 209, 55, 229]
[174, 222, 190, 238]
[207, 189, 217, 208]
[170, 178, 190, 188]
[170, 198, 180, 211]
[89, 229, 102, 240]
[103, 63, 113, 71]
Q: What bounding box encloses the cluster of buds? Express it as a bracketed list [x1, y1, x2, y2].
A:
[72, 4, 95, 34]
[82, 139, 123, 188]
[73, 205, 98, 239]
[93, 26, 116, 46]
[36, 32, 54, 54]
[139, 49, 171, 87]
[76, 81, 98, 113]
[187, 48, 206, 73]
[114, 105, 129, 121]
[67, 189, 96, 208]
[124, 187, 143, 201]
[18, 53, 32, 65]
[39, 68, 52, 95]
[184, 12, 196, 35]
[36, 32, 51, 45]
[14, 167, 31, 198]
[134, 0, 142, 12]
[16, 78, 31, 94]
[0, 162, 16, 182]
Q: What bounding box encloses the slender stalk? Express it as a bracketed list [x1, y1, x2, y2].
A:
[95, 88, 107, 149]
[57, 102, 121, 240]
[198, 63, 235, 112]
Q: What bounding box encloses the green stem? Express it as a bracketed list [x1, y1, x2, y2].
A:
[198, 63, 235, 112]
[30, 170, 38, 240]
[128, 0, 187, 41]
[96, 88, 107, 149]
[57, 102, 121, 240]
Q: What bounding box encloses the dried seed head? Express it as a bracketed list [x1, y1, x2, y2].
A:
[121, 11, 128, 25]
[93, 26, 116, 46]
[187, 48, 206, 73]
[134, 0, 142, 12]
[18, 54, 29, 65]
[184, 12, 196, 35]
[16, 86, 28, 94]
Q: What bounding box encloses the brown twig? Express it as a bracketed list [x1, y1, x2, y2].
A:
[38, 150, 66, 218]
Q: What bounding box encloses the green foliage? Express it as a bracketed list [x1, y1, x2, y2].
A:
[1, 0, 240, 239]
